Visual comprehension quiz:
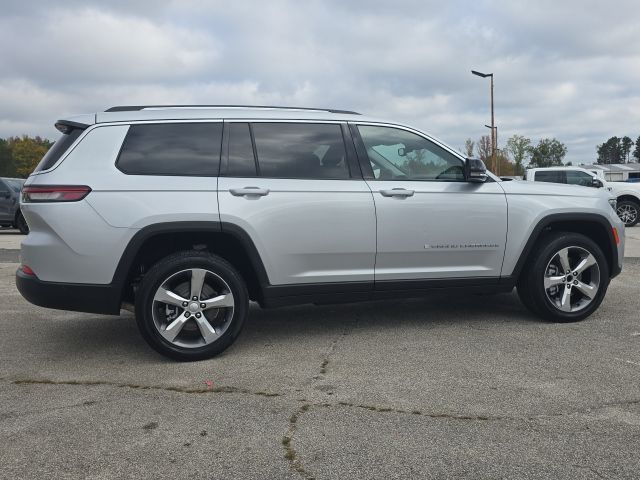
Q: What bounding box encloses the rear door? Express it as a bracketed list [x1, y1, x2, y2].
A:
[217, 121, 376, 286]
[352, 123, 508, 283]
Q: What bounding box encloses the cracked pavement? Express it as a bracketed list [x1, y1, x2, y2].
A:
[1, 229, 640, 479]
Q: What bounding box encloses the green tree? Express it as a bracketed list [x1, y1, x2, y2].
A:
[505, 134, 531, 176]
[527, 138, 567, 168]
[633, 135, 640, 162]
[0, 138, 16, 177]
[463, 138, 475, 157]
[8, 136, 52, 178]
[597, 136, 623, 164]
[621, 136, 633, 163]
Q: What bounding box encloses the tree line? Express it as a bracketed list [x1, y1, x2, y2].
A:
[0, 136, 53, 178]
[596, 135, 640, 164]
[463, 134, 568, 176]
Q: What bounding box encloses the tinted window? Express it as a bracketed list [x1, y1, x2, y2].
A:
[34, 129, 82, 173]
[252, 123, 349, 179]
[566, 171, 594, 186]
[117, 123, 222, 176]
[227, 123, 257, 177]
[358, 125, 465, 181]
[4, 179, 24, 192]
[534, 170, 564, 184]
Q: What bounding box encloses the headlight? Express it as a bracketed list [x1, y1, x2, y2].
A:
[608, 198, 617, 211]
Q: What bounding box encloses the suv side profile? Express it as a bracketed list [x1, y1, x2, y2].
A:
[17, 106, 625, 360]
[0, 177, 28, 234]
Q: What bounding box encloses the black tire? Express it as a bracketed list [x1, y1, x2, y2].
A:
[15, 211, 29, 235]
[616, 200, 639, 227]
[517, 232, 609, 322]
[135, 251, 249, 361]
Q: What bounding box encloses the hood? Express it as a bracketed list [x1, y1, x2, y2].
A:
[499, 180, 611, 199]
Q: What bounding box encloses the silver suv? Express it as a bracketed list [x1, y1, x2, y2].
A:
[16, 106, 625, 360]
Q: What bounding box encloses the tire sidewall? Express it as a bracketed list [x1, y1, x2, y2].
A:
[528, 233, 609, 322]
[135, 252, 248, 360]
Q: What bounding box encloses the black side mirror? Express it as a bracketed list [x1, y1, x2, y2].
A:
[465, 158, 488, 183]
[592, 178, 603, 188]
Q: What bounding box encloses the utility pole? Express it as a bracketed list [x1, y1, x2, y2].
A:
[472, 70, 496, 173]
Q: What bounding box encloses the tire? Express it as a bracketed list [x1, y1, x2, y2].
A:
[616, 200, 639, 227]
[135, 251, 249, 361]
[517, 232, 609, 322]
[15, 211, 29, 235]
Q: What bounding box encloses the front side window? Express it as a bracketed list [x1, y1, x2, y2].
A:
[117, 123, 222, 176]
[358, 125, 465, 181]
[252, 123, 350, 179]
[566, 170, 594, 187]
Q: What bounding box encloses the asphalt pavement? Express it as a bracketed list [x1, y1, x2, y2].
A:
[1, 228, 639, 479]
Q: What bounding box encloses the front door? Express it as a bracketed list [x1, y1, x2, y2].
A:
[354, 124, 508, 283]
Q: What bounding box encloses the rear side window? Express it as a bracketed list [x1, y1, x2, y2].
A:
[34, 129, 82, 173]
[251, 123, 350, 179]
[117, 123, 222, 176]
[227, 123, 257, 177]
[534, 170, 565, 184]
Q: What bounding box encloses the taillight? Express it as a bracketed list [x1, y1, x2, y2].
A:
[22, 185, 91, 203]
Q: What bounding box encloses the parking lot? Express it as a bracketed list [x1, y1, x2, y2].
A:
[1, 228, 639, 479]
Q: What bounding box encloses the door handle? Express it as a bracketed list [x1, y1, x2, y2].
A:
[380, 188, 414, 198]
[229, 187, 270, 197]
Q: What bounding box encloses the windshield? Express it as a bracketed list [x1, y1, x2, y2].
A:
[4, 179, 24, 192]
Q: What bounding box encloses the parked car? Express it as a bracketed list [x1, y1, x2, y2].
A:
[0, 177, 28, 234]
[525, 166, 640, 227]
[17, 106, 625, 360]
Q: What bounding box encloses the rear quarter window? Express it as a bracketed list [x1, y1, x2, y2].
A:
[117, 123, 222, 176]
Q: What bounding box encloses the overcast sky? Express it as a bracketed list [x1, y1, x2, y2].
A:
[1, 0, 639, 164]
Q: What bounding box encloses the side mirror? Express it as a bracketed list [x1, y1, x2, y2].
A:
[465, 158, 488, 183]
[592, 178, 603, 188]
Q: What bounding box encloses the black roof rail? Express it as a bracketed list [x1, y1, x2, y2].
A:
[104, 105, 360, 115]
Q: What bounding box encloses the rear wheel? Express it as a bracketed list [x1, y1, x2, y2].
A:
[517, 232, 609, 322]
[15, 211, 29, 234]
[616, 200, 639, 227]
[135, 251, 249, 361]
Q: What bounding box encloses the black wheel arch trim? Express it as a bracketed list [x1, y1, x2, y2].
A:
[508, 212, 621, 281]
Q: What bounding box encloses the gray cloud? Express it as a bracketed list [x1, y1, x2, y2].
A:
[1, 0, 639, 163]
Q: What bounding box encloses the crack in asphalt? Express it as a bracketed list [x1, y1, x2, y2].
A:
[282, 404, 315, 480]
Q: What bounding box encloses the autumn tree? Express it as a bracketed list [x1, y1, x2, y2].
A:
[477, 135, 492, 163]
[505, 134, 531, 176]
[527, 138, 567, 168]
[0, 139, 15, 177]
[463, 138, 475, 157]
[7, 136, 52, 177]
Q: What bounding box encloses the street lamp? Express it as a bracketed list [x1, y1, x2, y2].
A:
[484, 124, 498, 175]
[472, 70, 495, 173]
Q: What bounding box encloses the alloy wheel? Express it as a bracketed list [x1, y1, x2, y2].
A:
[616, 203, 638, 226]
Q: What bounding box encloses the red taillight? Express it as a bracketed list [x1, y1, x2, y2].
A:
[22, 185, 91, 203]
[21, 265, 36, 276]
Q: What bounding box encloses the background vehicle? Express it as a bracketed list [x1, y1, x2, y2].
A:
[525, 166, 640, 227]
[16, 106, 625, 360]
[0, 177, 28, 234]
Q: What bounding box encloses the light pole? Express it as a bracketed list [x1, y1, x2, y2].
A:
[472, 70, 495, 173]
[485, 124, 498, 175]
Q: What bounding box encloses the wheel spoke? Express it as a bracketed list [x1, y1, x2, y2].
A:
[202, 292, 235, 310]
[559, 285, 572, 312]
[575, 281, 596, 299]
[573, 253, 596, 275]
[190, 269, 207, 299]
[195, 315, 219, 344]
[544, 275, 565, 289]
[154, 287, 188, 307]
[161, 312, 190, 342]
[557, 248, 571, 273]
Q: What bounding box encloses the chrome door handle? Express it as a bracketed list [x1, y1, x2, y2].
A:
[380, 188, 414, 198]
[229, 187, 270, 197]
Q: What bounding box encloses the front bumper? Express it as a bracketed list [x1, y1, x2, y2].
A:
[16, 269, 121, 315]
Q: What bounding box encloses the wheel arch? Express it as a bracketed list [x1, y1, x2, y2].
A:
[112, 221, 269, 305]
[510, 213, 618, 282]
[616, 194, 640, 206]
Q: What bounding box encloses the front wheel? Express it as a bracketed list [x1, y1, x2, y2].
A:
[517, 232, 609, 322]
[616, 200, 639, 227]
[135, 251, 249, 361]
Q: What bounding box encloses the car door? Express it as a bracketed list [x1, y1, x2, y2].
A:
[352, 123, 508, 284]
[0, 179, 14, 222]
[217, 121, 376, 287]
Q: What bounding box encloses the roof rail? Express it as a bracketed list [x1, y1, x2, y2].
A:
[104, 105, 360, 115]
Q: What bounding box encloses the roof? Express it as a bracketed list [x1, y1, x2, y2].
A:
[93, 105, 379, 124]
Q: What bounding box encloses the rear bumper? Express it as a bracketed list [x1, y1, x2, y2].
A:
[16, 269, 121, 315]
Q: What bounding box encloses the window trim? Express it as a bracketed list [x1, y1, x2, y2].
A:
[351, 122, 466, 183]
[221, 120, 358, 180]
[115, 121, 224, 177]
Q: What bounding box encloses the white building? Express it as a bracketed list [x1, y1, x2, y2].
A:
[579, 163, 640, 182]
